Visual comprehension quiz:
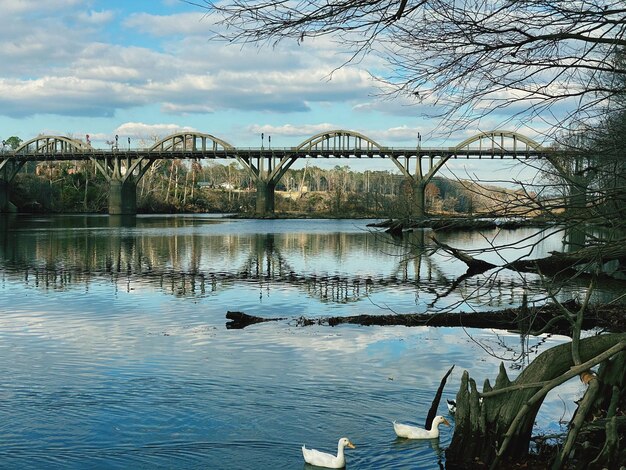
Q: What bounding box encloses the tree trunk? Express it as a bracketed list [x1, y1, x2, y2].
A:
[446, 333, 626, 468]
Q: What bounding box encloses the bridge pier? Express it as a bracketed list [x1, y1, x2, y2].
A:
[391, 153, 439, 219]
[567, 176, 589, 216]
[0, 180, 9, 212]
[412, 180, 427, 218]
[108, 179, 137, 215]
[255, 180, 276, 216]
[0, 180, 16, 213]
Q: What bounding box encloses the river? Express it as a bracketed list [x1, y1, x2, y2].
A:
[0, 215, 604, 469]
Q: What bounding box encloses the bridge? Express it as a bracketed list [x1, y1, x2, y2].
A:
[0, 129, 570, 216]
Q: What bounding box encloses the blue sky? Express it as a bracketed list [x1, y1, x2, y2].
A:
[0, 0, 549, 180]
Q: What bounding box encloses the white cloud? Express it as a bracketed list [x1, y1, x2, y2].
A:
[74, 9, 116, 25]
[73, 65, 143, 81]
[114, 122, 197, 138]
[247, 123, 338, 137]
[0, 14, 378, 119]
[352, 90, 437, 117]
[123, 12, 216, 37]
[0, 76, 148, 117]
[376, 125, 425, 143]
[1, 0, 85, 14]
[0, 1, 453, 145]
[161, 103, 216, 114]
[85, 122, 199, 146]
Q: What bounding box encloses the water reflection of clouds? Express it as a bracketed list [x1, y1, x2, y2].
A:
[0, 288, 583, 463]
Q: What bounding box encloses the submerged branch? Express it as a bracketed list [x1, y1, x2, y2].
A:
[425, 365, 455, 430]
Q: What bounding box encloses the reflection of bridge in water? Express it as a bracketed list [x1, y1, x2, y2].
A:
[1, 130, 575, 217]
[0, 228, 545, 309]
[4, 262, 543, 307]
[2, 216, 608, 310]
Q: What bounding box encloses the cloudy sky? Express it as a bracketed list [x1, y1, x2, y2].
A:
[0, 0, 549, 181]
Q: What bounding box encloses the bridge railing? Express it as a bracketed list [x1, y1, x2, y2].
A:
[2, 146, 554, 159]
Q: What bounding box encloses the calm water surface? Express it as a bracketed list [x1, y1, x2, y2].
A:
[0, 215, 599, 469]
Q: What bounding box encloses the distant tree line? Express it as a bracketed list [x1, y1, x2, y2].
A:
[4, 155, 533, 217]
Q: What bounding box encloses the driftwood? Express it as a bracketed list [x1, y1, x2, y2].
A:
[367, 219, 406, 237]
[226, 303, 626, 334]
[431, 238, 496, 275]
[323, 304, 614, 334]
[369, 218, 626, 280]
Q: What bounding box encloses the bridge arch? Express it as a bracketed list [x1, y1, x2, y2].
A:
[453, 130, 543, 153]
[295, 130, 383, 152]
[14, 135, 91, 155]
[149, 132, 234, 152]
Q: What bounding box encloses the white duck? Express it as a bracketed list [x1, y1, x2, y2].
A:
[447, 399, 456, 414]
[302, 437, 356, 468]
[393, 415, 451, 439]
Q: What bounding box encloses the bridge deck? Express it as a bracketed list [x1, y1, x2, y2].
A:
[3, 147, 556, 161]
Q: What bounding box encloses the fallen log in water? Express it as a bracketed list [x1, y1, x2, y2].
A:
[227, 302, 626, 334]
[323, 305, 623, 334]
[367, 217, 540, 232]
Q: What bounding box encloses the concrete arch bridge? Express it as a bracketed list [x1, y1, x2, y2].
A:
[0, 130, 565, 216]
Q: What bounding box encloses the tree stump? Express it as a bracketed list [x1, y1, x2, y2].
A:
[446, 333, 626, 468]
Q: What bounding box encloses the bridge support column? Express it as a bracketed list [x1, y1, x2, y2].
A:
[0, 179, 16, 213]
[402, 179, 427, 218]
[108, 179, 137, 215]
[567, 176, 588, 216]
[0, 179, 9, 212]
[255, 180, 275, 216]
[412, 179, 427, 218]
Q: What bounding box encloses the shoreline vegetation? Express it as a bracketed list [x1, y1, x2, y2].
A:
[9, 160, 541, 218]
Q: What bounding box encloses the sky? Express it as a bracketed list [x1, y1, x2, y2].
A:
[0, 0, 548, 181]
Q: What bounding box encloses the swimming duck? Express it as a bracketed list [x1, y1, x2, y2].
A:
[302, 437, 355, 468]
[447, 399, 456, 414]
[393, 415, 451, 439]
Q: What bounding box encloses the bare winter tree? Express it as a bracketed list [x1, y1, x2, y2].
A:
[198, 0, 626, 133]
